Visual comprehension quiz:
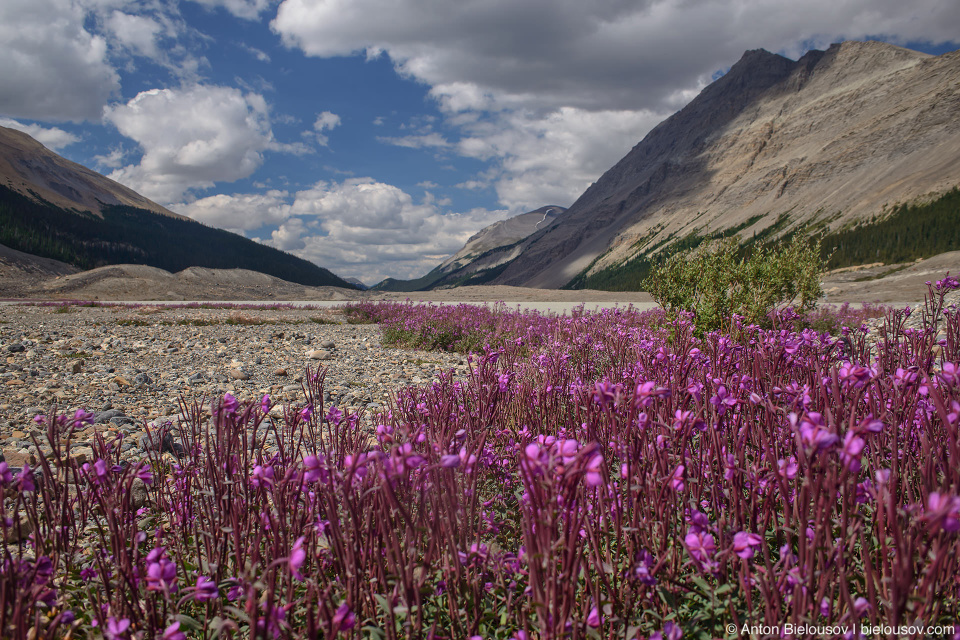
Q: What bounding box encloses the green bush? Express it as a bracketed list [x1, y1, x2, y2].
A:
[645, 235, 825, 332]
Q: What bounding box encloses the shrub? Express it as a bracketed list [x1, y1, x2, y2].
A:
[645, 234, 825, 332]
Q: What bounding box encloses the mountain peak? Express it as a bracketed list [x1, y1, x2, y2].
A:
[487, 40, 960, 289]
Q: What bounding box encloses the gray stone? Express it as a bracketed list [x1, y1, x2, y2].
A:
[95, 409, 124, 424]
[130, 478, 149, 510]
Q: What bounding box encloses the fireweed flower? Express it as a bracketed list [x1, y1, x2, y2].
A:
[286, 536, 307, 581]
[193, 575, 218, 601]
[792, 412, 838, 451]
[327, 406, 343, 426]
[939, 362, 960, 388]
[73, 408, 95, 425]
[634, 380, 670, 407]
[685, 529, 716, 563]
[303, 455, 326, 483]
[633, 550, 657, 585]
[16, 465, 35, 493]
[732, 531, 763, 559]
[162, 622, 186, 640]
[650, 621, 683, 640]
[332, 603, 355, 631]
[926, 492, 960, 533]
[838, 362, 874, 388]
[840, 431, 866, 472]
[0, 462, 12, 487]
[145, 547, 178, 593]
[251, 464, 275, 488]
[439, 454, 461, 468]
[558, 438, 579, 464]
[585, 454, 603, 487]
[670, 465, 685, 492]
[221, 392, 239, 416]
[134, 462, 154, 485]
[300, 405, 314, 421]
[105, 617, 131, 640]
[586, 605, 602, 627]
[260, 394, 271, 413]
[709, 385, 737, 415]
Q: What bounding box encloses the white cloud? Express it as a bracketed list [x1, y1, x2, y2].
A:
[0, 117, 80, 151]
[417, 180, 439, 189]
[106, 10, 162, 59]
[272, 0, 960, 113]
[272, 0, 960, 211]
[312, 110, 341, 145]
[0, 0, 119, 121]
[377, 132, 450, 149]
[103, 85, 279, 203]
[173, 190, 291, 232]
[93, 148, 126, 169]
[169, 178, 510, 281]
[276, 178, 509, 281]
[242, 44, 271, 62]
[458, 107, 665, 210]
[314, 111, 341, 131]
[188, 0, 273, 21]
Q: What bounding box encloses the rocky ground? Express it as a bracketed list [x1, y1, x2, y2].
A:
[0, 303, 467, 473]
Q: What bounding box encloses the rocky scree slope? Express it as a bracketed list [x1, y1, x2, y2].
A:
[489, 41, 960, 288]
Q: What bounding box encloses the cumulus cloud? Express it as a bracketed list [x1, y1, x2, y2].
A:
[0, 0, 119, 121]
[173, 190, 291, 233]
[278, 178, 510, 281]
[272, 0, 960, 210]
[183, 178, 508, 282]
[103, 85, 278, 203]
[0, 118, 80, 151]
[106, 10, 162, 59]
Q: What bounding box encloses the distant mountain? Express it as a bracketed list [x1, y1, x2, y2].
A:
[0, 126, 357, 289]
[482, 41, 960, 289]
[343, 277, 369, 290]
[373, 205, 565, 291]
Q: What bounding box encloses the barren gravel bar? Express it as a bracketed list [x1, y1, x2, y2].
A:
[0, 303, 467, 468]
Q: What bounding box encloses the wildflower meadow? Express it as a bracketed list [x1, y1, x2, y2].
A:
[2, 280, 960, 639]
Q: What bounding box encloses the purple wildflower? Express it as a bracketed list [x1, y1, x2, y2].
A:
[194, 575, 218, 601]
[162, 622, 186, 640]
[732, 531, 763, 559]
[333, 603, 355, 632]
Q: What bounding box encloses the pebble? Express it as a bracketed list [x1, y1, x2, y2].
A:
[0, 304, 468, 466]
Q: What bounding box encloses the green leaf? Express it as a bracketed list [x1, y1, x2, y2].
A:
[175, 614, 203, 632]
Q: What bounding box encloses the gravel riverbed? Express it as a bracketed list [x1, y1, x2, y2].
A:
[0, 303, 467, 470]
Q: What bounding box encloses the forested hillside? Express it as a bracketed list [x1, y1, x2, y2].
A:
[0, 185, 356, 288]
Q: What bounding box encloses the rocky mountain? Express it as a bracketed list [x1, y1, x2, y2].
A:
[0, 127, 177, 218]
[487, 41, 960, 289]
[374, 205, 565, 291]
[0, 126, 357, 290]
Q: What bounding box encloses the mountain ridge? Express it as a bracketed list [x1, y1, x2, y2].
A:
[487, 40, 960, 288]
[0, 126, 357, 290]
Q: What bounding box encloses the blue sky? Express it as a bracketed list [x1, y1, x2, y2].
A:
[1, 0, 957, 284]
